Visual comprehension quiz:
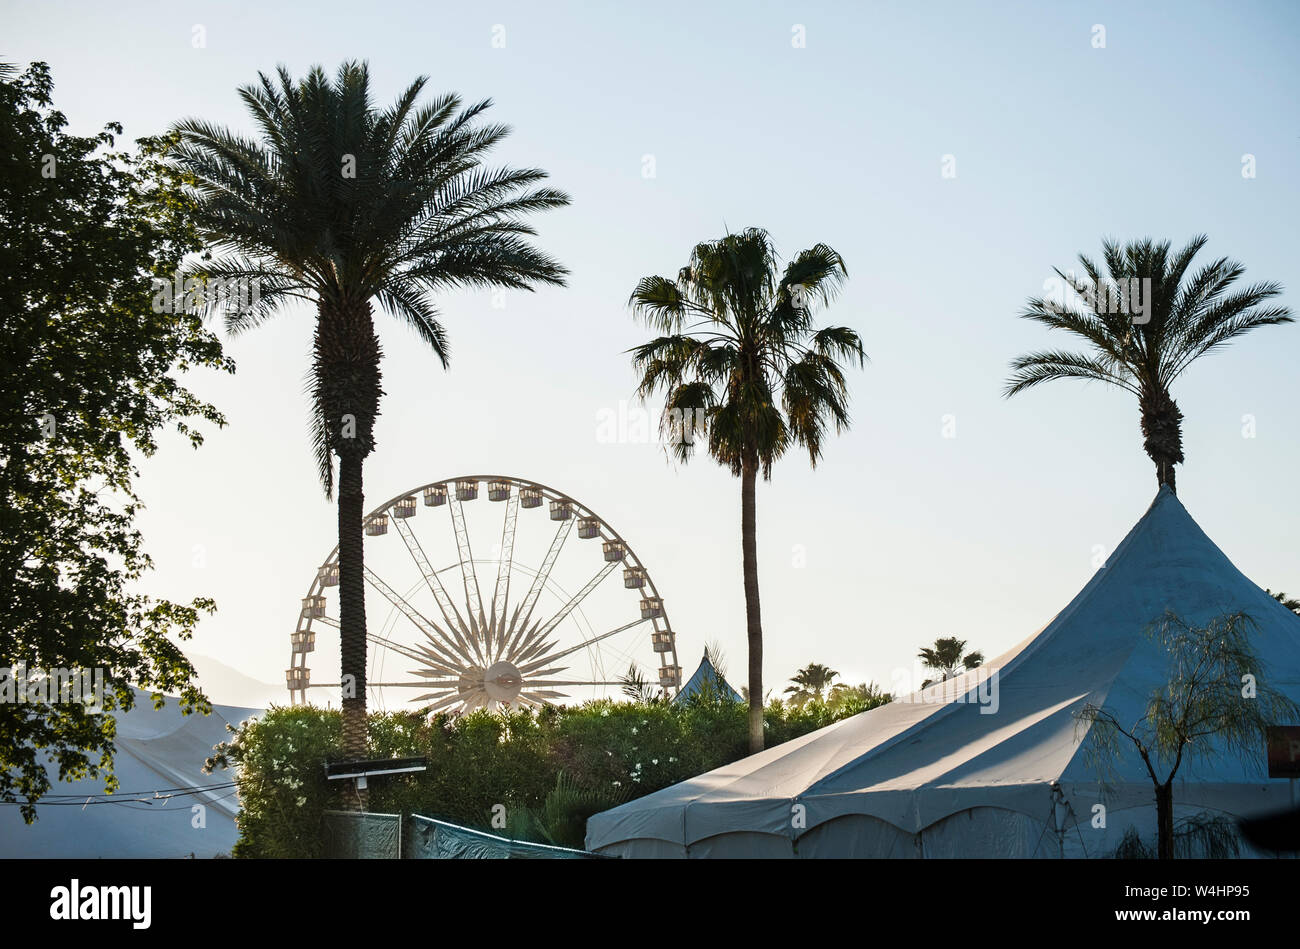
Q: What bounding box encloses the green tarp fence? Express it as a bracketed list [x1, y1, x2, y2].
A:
[321, 810, 602, 859]
[405, 815, 601, 859]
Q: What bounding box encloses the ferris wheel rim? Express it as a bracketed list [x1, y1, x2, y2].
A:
[288, 473, 682, 709]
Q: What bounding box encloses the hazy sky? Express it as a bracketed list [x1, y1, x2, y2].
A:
[7, 1, 1299, 706]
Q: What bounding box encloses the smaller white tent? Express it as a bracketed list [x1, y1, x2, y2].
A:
[586, 488, 1300, 858]
[0, 690, 262, 858]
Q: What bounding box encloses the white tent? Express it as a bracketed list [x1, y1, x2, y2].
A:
[0, 691, 262, 858]
[586, 487, 1300, 858]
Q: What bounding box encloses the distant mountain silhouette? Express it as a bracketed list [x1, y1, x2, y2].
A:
[185, 653, 279, 709]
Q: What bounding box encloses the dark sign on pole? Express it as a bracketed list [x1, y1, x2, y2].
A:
[1266, 726, 1300, 779]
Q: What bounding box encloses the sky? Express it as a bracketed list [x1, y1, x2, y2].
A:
[6, 0, 1299, 707]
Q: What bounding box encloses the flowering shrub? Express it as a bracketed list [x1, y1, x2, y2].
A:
[209, 693, 884, 856]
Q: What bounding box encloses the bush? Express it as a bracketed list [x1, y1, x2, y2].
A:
[209, 693, 875, 857]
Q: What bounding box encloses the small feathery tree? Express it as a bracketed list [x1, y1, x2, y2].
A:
[1005, 236, 1291, 493]
[628, 227, 865, 753]
[1077, 610, 1300, 859]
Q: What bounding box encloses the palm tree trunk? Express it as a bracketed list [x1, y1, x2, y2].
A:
[1140, 388, 1184, 494]
[741, 450, 764, 754]
[1156, 781, 1175, 859]
[337, 449, 368, 761]
[314, 299, 384, 770]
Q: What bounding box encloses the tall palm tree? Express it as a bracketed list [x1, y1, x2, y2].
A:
[1005, 236, 1291, 493]
[628, 227, 865, 753]
[918, 637, 983, 685]
[170, 63, 569, 757]
[784, 662, 840, 706]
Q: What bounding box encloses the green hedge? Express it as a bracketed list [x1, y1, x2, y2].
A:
[206, 692, 886, 857]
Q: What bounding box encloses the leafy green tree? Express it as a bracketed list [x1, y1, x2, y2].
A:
[918, 637, 983, 685]
[784, 662, 840, 706]
[1078, 611, 1299, 859]
[169, 62, 570, 757]
[1005, 236, 1292, 493]
[629, 228, 865, 753]
[0, 63, 230, 820]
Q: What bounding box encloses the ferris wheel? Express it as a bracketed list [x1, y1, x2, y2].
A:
[287, 475, 682, 714]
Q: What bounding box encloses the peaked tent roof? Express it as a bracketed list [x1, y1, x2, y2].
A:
[586, 487, 1300, 856]
[674, 654, 741, 704]
[0, 690, 263, 858]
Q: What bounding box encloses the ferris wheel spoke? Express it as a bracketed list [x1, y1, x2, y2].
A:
[516, 663, 569, 679]
[514, 618, 648, 674]
[490, 492, 519, 657]
[366, 630, 457, 673]
[524, 680, 626, 687]
[512, 559, 620, 661]
[448, 494, 486, 638]
[510, 515, 576, 648]
[414, 637, 472, 673]
[515, 638, 560, 665]
[415, 692, 465, 711]
[373, 680, 460, 687]
[364, 566, 478, 667]
[391, 514, 472, 639]
[365, 624, 454, 668]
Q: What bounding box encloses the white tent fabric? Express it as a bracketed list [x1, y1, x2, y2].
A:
[587, 487, 1300, 858]
[0, 690, 263, 858]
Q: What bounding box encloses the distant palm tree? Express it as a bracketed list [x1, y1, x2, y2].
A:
[1005, 236, 1291, 493]
[171, 62, 569, 757]
[1266, 589, 1300, 615]
[918, 637, 983, 685]
[828, 681, 890, 713]
[703, 640, 728, 678]
[784, 662, 840, 706]
[619, 664, 665, 705]
[628, 227, 865, 753]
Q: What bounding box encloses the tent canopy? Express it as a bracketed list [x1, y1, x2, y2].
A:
[587, 488, 1300, 858]
[674, 653, 741, 704]
[0, 690, 263, 858]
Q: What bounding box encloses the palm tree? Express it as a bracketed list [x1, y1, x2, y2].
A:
[828, 681, 890, 713]
[1266, 589, 1300, 615]
[784, 662, 840, 706]
[170, 63, 569, 757]
[1005, 236, 1291, 493]
[628, 227, 865, 753]
[918, 637, 983, 685]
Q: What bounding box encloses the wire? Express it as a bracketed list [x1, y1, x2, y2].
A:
[36, 780, 236, 799]
[2, 781, 238, 807]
